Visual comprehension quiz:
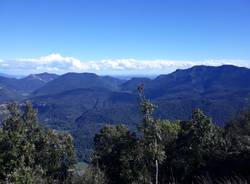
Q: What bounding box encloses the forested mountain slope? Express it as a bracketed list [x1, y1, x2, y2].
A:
[27, 65, 250, 160]
[1, 65, 250, 160]
[0, 73, 58, 102]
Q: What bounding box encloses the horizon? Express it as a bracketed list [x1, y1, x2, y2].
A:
[0, 53, 250, 76]
[1, 64, 249, 79]
[0, 0, 250, 75]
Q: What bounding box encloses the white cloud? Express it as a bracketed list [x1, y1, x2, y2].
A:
[0, 53, 249, 75]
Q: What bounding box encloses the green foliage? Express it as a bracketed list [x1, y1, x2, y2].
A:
[2, 93, 250, 183]
[5, 166, 46, 184]
[168, 109, 225, 182]
[0, 102, 76, 184]
[72, 166, 107, 184]
[90, 96, 250, 183]
[158, 120, 180, 145]
[180, 109, 224, 163]
[225, 111, 250, 153]
[139, 98, 165, 184]
[92, 124, 150, 184]
[91, 97, 181, 184]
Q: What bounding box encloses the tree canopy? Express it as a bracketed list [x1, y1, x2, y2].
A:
[0, 102, 76, 184]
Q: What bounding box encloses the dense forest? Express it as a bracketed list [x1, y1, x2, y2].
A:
[2, 65, 250, 162]
[1, 90, 250, 183]
[0, 102, 75, 183]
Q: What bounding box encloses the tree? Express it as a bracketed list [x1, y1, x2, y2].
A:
[92, 124, 149, 184]
[138, 84, 165, 184]
[225, 111, 250, 153]
[157, 120, 181, 183]
[0, 102, 76, 183]
[0, 103, 36, 182]
[173, 109, 224, 182]
[220, 111, 250, 179]
[73, 165, 107, 184]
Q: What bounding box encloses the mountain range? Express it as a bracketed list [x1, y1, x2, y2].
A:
[1, 65, 250, 160]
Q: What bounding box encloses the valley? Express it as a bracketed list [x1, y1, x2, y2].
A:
[1, 65, 250, 160]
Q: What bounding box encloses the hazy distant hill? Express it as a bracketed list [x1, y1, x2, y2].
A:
[0, 85, 22, 102]
[24, 72, 59, 83]
[0, 73, 23, 78]
[18, 73, 59, 93]
[32, 73, 124, 97]
[0, 76, 23, 102]
[148, 65, 250, 99]
[0, 73, 58, 102]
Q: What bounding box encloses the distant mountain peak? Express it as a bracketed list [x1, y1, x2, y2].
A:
[25, 73, 58, 83]
[188, 64, 246, 71]
[27, 74, 47, 82]
[32, 72, 124, 97]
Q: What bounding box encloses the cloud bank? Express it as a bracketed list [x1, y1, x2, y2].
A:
[0, 53, 249, 75]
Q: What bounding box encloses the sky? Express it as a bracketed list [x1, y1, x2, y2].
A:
[0, 0, 249, 75]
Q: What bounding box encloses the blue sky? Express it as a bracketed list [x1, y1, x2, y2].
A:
[0, 0, 249, 75]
